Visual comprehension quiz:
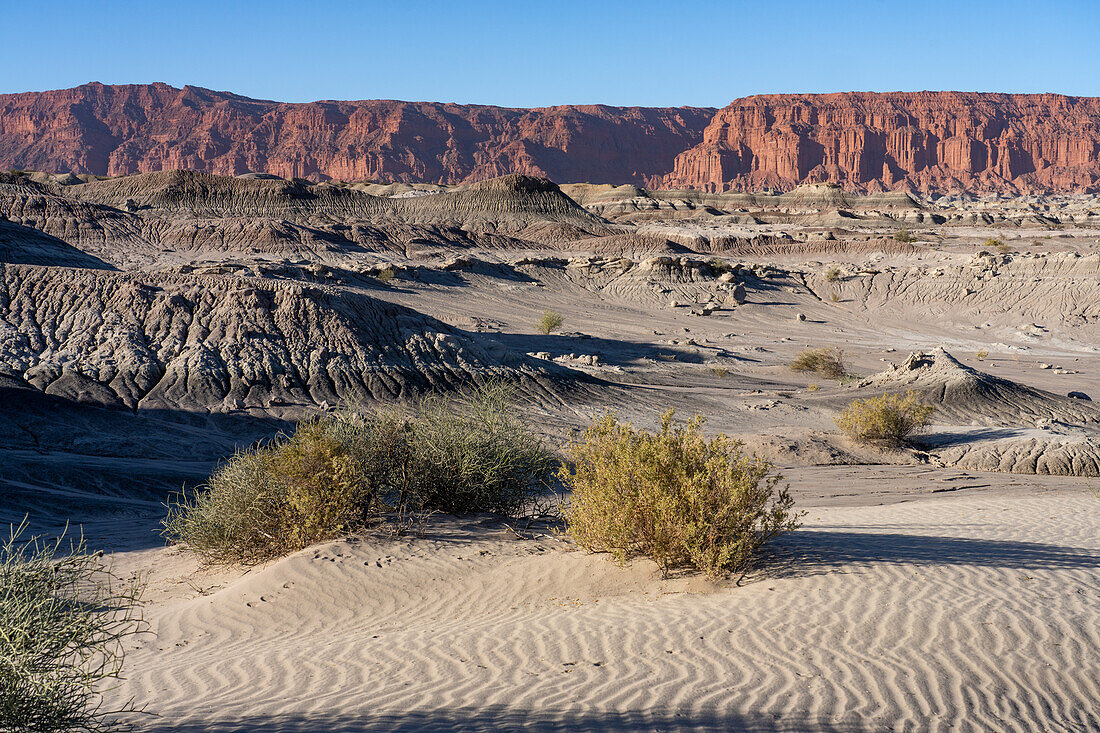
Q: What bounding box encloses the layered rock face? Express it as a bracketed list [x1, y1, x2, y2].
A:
[664, 92, 1100, 194]
[5, 85, 1100, 195]
[0, 83, 714, 187]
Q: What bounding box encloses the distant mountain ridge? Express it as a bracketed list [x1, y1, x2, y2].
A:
[2, 84, 1100, 194]
[663, 91, 1100, 194]
[0, 83, 714, 187]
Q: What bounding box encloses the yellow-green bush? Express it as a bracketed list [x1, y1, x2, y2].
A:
[561, 411, 801, 577]
[790, 347, 847, 380]
[894, 227, 916, 243]
[164, 384, 556, 564]
[835, 390, 934, 447]
[536, 310, 564, 335]
[401, 384, 558, 515]
[1, 524, 145, 732]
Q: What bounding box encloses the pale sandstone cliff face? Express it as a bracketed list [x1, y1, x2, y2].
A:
[0, 83, 714, 187]
[663, 92, 1100, 194]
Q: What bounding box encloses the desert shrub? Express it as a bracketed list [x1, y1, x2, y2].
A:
[984, 238, 1010, 254]
[164, 411, 390, 564]
[1, 523, 145, 732]
[824, 265, 841, 282]
[398, 382, 557, 515]
[536, 310, 564, 335]
[975, 350, 989, 361]
[829, 292, 840, 302]
[711, 365, 729, 378]
[561, 411, 801, 577]
[165, 384, 555, 563]
[894, 227, 916, 243]
[790, 347, 847, 380]
[835, 390, 934, 448]
[806, 383, 820, 392]
[375, 267, 395, 283]
[707, 257, 735, 275]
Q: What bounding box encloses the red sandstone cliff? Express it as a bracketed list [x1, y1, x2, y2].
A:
[0, 83, 713, 187]
[4, 85, 1099, 194]
[663, 92, 1100, 194]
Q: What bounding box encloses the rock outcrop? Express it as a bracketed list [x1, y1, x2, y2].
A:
[7, 85, 1100, 194]
[0, 264, 563, 414]
[664, 92, 1100, 194]
[0, 171, 610, 266]
[0, 83, 714, 187]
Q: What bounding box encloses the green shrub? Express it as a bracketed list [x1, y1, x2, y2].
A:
[707, 257, 733, 274]
[165, 384, 556, 564]
[975, 350, 989, 361]
[536, 310, 564, 335]
[400, 384, 557, 515]
[824, 265, 841, 282]
[790, 347, 847, 380]
[835, 390, 934, 448]
[984, 238, 1010, 254]
[561, 411, 801, 577]
[376, 267, 396, 284]
[1, 523, 145, 732]
[164, 411, 390, 564]
[894, 227, 916, 243]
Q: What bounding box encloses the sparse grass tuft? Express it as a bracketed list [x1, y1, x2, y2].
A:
[711, 365, 729, 378]
[835, 390, 934, 448]
[790, 347, 847, 380]
[536, 310, 564, 335]
[1, 523, 146, 732]
[561, 411, 802, 577]
[824, 265, 841, 282]
[165, 383, 556, 564]
[807, 383, 820, 392]
[829, 292, 840, 303]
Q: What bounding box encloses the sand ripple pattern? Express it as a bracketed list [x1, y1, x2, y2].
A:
[110, 491, 1100, 732]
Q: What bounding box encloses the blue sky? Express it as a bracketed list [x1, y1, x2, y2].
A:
[2, 0, 1097, 107]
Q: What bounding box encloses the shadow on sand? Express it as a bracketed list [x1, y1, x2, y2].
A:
[140, 707, 868, 732]
[767, 528, 1100, 578]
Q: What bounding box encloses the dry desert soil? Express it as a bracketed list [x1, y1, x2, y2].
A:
[2, 171, 1098, 731]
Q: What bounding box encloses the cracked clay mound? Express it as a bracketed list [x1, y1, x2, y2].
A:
[855, 347, 1100, 427]
[0, 171, 610, 264]
[66, 171, 606, 231]
[853, 348, 1100, 475]
[0, 264, 568, 415]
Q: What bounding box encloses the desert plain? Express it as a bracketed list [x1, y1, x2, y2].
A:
[2, 89, 1100, 732]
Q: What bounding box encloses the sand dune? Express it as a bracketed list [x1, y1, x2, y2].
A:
[104, 487, 1100, 732]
